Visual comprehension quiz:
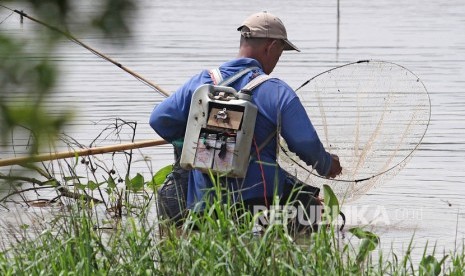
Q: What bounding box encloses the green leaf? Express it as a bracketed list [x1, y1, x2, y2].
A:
[87, 180, 99, 191]
[64, 176, 85, 182]
[147, 164, 173, 190]
[349, 228, 379, 247]
[107, 175, 117, 189]
[20, 224, 30, 230]
[127, 173, 144, 192]
[419, 255, 443, 276]
[349, 227, 380, 264]
[322, 184, 340, 223]
[43, 179, 59, 186]
[356, 239, 374, 264]
[74, 152, 79, 169]
[75, 183, 87, 190]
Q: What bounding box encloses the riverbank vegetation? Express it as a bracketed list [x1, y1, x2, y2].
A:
[0, 70, 461, 274]
[0, 121, 463, 275]
[0, 175, 463, 275]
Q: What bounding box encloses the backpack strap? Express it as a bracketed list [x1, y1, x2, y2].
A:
[209, 66, 260, 87]
[209, 68, 275, 156]
[241, 74, 276, 156]
[241, 74, 273, 92]
[209, 68, 223, 85]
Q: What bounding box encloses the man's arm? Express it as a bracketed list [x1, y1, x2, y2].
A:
[281, 97, 341, 177]
[149, 74, 208, 142]
[149, 92, 189, 142]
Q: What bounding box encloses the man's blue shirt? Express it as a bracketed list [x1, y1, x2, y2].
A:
[149, 58, 331, 208]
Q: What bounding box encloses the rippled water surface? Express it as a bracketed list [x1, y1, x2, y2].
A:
[1, 0, 464, 256]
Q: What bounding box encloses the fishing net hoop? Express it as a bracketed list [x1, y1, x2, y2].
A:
[278, 60, 431, 202]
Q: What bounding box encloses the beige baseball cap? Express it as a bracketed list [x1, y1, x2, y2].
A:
[237, 11, 300, 52]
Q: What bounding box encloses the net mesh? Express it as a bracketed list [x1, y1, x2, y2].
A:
[278, 60, 431, 202]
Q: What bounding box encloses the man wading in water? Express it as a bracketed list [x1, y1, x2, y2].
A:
[150, 11, 342, 233]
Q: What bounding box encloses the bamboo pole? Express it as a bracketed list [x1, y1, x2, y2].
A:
[0, 5, 173, 167]
[0, 5, 170, 97]
[0, 139, 168, 167]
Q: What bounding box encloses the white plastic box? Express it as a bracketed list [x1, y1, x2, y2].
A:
[180, 84, 257, 178]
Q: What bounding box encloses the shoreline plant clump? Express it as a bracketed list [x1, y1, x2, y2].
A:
[0, 123, 462, 275]
[0, 174, 463, 275]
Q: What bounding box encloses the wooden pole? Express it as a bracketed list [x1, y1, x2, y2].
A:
[0, 139, 168, 167]
[3, 6, 170, 97]
[0, 5, 173, 167]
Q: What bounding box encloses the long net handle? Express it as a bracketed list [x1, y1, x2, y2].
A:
[0, 139, 168, 167]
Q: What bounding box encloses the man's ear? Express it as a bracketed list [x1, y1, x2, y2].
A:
[269, 39, 284, 54]
[263, 39, 275, 55]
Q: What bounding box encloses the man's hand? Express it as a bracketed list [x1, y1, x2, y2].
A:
[326, 154, 342, 179]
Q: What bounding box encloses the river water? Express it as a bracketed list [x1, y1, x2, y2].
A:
[1, 0, 464, 259]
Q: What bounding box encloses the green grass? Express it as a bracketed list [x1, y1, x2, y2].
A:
[0, 156, 462, 275]
[0, 183, 463, 275]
